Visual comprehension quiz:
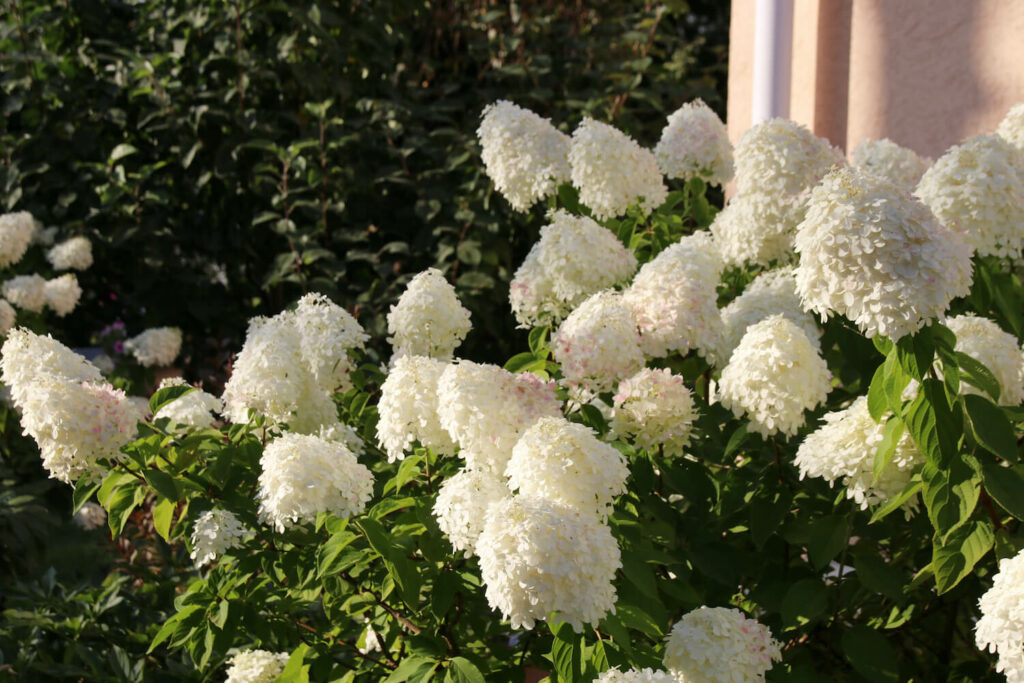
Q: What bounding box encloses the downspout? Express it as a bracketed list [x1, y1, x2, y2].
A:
[751, 0, 794, 124]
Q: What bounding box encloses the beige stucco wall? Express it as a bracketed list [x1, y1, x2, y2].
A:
[728, 0, 1024, 159]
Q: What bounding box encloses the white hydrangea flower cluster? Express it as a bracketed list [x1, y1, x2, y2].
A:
[996, 103, 1024, 153]
[716, 315, 831, 437]
[612, 368, 697, 457]
[437, 360, 561, 473]
[916, 134, 1024, 258]
[0, 211, 36, 268]
[125, 327, 182, 367]
[596, 668, 675, 683]
[476, 495, 620, 632]
[709, 191, 807, 268]
[552, 290, 645, 394]
[376, 355, 456, 462]
[477, 100, 572, 211]
[432, 468, 510, 556]
[505, 416, 628, 519]
[0, 329, 138, 483]
[43, 273, 82, 317]
[654, 99, 734, 187]
[976, 549, 1024, 683]
[568, 118, 668, 220]
[0, 300, 15, 336]
[257, 432, 373, 532]
[663, 607, 782, 683]
[224, 649, 290, 683]
[293, 292, 368, 392]
[387, 268, 471, 359]
[852, 138, 931, 190]
[795, 396, 923, 509]
[509, 210, 637, 327]
[2, 274, 46, 312]
[46, 236, 93, 271]
[223, 300, 366, 434]
[795, 167, 972, 340]
[734, 118, 843, 196]
[717, 267, 819, 364]
[72, 502, 107, 531]
[946, 315, 1024, 406]
[622, 232, 723, 362]
[190, 508, 249, 567]
[153, 377, 223, 429]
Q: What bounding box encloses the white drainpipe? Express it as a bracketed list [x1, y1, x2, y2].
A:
[751, 0, 794, 124]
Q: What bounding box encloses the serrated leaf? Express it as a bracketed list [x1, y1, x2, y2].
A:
[873, 416, 906, 482]
[869, 477, 922, 524]
[444, 657, 485, 683]
[958, 352, 1002, 402]
[979, 461, 1024, 521]
[921, 456, 980, 540]
[932, 519, 994, 594]
[963, 394, 1018, 463]
[153, 497, 176, 541]
[144, 468, 180, 501]
[551, 622, 583, 683]
[149, 385, 196, 415]
[317, 530, 358, 578]
[72, 479, 102, 514]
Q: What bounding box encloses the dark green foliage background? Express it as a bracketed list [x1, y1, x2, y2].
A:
[2, 0, 728, 377]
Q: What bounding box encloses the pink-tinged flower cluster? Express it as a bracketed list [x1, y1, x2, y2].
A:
[663, 606, 782, 683]
[552, 290, 645, 395]
[612, 367, 697, 457]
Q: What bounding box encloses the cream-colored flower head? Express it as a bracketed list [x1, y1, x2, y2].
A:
[0, 211, 36, 267]
[946, 315, 1024, 406]
[717, 266, 819, 364]
[436, 360, 561, 473]
[376, 354, 456, 462]
[654, 99, 734, 187]
[977, 549, 1024, 683]
[125, 327, 182, 367]
[153, 377, 223, 429]
[716, 315, 831, 437]
[734, 118, 843, 196]
[222, 311, 338, 434]
[664, 607, 782, 683]
[46, 236, 93, 271]
[190, 509, 248, 567]
[596, 669, 675, 683]
[622, 232, 724, 362]
[553, 290, 645, 394]
[795, 167, 972, 340]
[853, 138, 931, 191]
[612, 368, 697, 457]
[506, 416, 628, 519]
[796, 396, 922, 509]
[0, 300, 15, 336]
[433, 468, 510, 556]
[387, 267, 471, 359]
[224, 649, 290, 683]
[478, 100, 571, 211]
[710, 191, 807, 267]
[44, 274, 82, 317]
[476, 496, 620, 632]
[0, 329, 136, 483]
[916, 134, 1024, 258]
[293, 292, 368, 393]
[568, 118, 668, 220]
[2, 274, 46, 312]
[509, 210, 637, 328]
[997, 103, 1024, 152]
[257, 432, 373, 532]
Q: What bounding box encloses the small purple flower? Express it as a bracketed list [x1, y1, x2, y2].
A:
[114, 341, 124, 354]
[113, 320, 125, 330]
